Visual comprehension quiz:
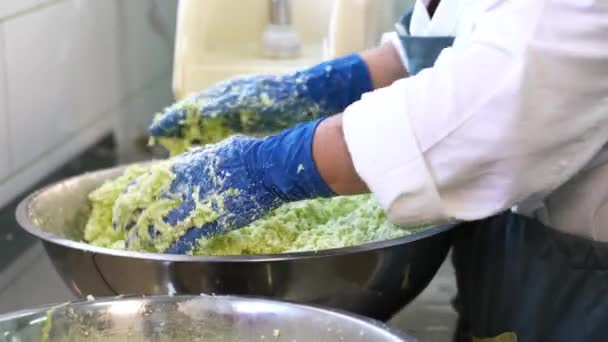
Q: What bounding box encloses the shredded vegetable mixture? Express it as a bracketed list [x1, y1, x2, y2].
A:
[83, 97, 425, 255]
[83, 162, 420, 255]
[149, 101, 235, 156]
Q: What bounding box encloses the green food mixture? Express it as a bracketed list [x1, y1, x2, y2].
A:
[148, 87, 324, 155]
[192, 194, 417, 255]
[82, 100, 424, 255]
[84, 162, 419, 255]
[149, 100, 235, 156]
[84, 162, 222, 253]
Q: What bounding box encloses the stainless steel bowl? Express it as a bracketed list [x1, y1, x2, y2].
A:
[15, 165, 454, 321]
[0, 295, 414, 341]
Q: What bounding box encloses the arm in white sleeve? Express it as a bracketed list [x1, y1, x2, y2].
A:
[381, 32, 409, 70]
[343, 0, 608, 226]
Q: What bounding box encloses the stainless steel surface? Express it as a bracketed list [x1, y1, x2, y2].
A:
[0, 295, 414, 341]
[269, 0, 291, 25]
[15, 165, 455, 321]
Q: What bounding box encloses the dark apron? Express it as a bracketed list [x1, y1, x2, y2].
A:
[452, 213, 608, 342]
[395, 11, 455, 76]
[395, 10, 608, 342]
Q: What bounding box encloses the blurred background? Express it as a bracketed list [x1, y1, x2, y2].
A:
[0, 0, 177, 207]
[0, 0, 178, 294]
[0, 0, 457, 340]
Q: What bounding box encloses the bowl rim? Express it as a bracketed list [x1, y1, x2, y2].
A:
[15, 164, 456, 263]
[0, 294, 412, 340]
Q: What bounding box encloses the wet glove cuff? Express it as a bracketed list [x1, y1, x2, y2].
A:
[247, 118, 335, 202]
[299, 54, 374, 114]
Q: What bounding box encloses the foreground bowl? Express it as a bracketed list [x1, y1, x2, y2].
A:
[0, 295, 414, 341]
[16, 165, 454, 321]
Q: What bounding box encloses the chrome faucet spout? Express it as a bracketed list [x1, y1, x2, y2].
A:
[270, 0, 292, 26]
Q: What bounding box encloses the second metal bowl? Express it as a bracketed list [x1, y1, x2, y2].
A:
[0, 295, 414, 341]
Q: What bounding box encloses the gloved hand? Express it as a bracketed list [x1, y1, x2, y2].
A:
[114, 118, 334, 254]
[148, 54, 373, 141]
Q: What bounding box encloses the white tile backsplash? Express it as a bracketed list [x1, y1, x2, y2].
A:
[0, 114, 112, 209]
[0, 0, 49, 20]
[4, 0, 81, 170]
[115, 0, 175, 95]
[0, 25, 10, 181]
[0, 0, 176, 206]
[72, 0, 122, 128]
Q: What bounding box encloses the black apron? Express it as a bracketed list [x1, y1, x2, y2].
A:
[395, 11, 454, 76]
[452, 213, 608, 342]
[395, 10, 608, 342]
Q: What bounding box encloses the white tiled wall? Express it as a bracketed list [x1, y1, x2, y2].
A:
[72, 0, 123, 129]
[0, 26, 10, 182]
[115, 0, 177, 96]
[5, 1, 84, 169]
[0, 0, 52, 20]
[0, 0, 177, 208]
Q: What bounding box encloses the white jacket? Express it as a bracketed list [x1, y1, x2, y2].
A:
[343, 0, 608, 240]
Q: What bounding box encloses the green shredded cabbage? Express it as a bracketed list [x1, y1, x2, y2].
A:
[83, 164, 420, 255]
[83, 97, 426, 255]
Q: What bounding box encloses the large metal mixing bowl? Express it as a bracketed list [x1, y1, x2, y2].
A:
[0, 295, 414, 341]
[15, 165, 454, 321]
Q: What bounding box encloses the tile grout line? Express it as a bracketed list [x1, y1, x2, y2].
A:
[0, 114, 112, 208]
[0, 70, 172, 192]
[0, 0, 66, 24]
[0, 23, 12, 182]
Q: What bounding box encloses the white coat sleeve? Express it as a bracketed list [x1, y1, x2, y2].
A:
[343, 0, 608, 226]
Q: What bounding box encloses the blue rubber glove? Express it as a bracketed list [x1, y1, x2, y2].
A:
[116, 118, 334, 254]
[149, 54, 373, 140]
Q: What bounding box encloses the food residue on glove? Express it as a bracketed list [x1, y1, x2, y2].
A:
[149, 100, 235, 156]
[84, 100, 426, 255]
[148, 74, 326, 156]
[85, 161, 227, 253]
[83, 163, 422, 255]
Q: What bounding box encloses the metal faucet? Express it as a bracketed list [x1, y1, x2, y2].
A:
[263, 0, 300, 58]
[269, 0, 292, 26]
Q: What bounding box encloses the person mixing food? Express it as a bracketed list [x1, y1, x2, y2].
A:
[116, 0, 608, 340]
